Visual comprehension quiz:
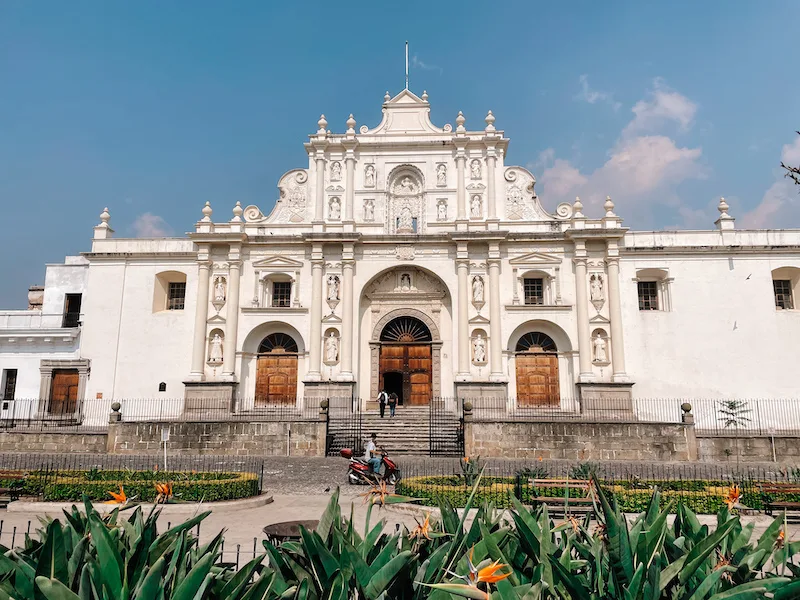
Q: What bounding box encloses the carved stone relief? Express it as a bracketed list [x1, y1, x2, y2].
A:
[589, 273, 605, 312]
[364, 199, 375, 222]
[364, 164, 376, 188]
[470, 158, 482, 180]
[504, 167, 552, 221]
[330, 161, 342, 182]
[436, 163, 447, 187]
[436, 199, 448, 221]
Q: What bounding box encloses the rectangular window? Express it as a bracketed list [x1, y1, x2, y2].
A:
[774, 279, 794, 310]
[167, 282, 186, 310]
[1, 369, 17, 400]
[638, 281, 659, 311]
[523, 278, 544, 305]
[272, 282, 292, 307]
[62, 293, 82, 327]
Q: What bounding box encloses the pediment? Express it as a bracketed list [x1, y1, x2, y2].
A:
[322, 313, 342, 324]
[589, 314, 610, 325]
[508, 252, 562, 266]
[386, 89, 428, 106]
[360, 89, 449, 136]
[326, 185, 345, 193]
[467, 183, 486, 191]
[469, 314, 490, 325]
[207, 314, 226, 325]
[252, 255, 305, 269]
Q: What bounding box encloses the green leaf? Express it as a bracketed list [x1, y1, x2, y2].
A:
[171, 553, 214, 600]
[364, 550, 412, 599]
[218, 554, 264, 600]
[135, 556, 166, 600]
[315, 488, 340, 544]
[708, 578, 792, 599]
[239, 570, 276, 600]
[36, 520, 70, 587]
[34, 577, 82, 600]
[680, 517, 739, 585]
[548, 555, 590, 600]
[774, 579, 800, 600]
[147, 511, 211, 564]
[422, 583, 493, 599]
[687, 567, 733, 600]
[595, 477, 634, 589]
[88, 513, 123, 599]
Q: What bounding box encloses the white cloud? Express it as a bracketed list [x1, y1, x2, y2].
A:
[622, 77, 697, 137]
[782, 134, 800, 165]
[411, 55, 442, 74]
[131, 213, 173, 238]
[740, 135, 800, 229]
[541, 159, 588, 197]
[574, 75, 621, 111]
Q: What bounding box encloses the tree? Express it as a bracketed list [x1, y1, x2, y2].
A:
[781, 131, 800, 186]
[718, 399, 752, 466]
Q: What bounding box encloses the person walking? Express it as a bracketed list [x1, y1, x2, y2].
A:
[377, 389, 388, 418]
[388, 392, 398, 417]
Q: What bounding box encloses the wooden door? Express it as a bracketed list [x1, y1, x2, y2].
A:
[407, 344, 432, 406]
[255, 353, 297, 406]
[50, 370, 79, 415]
[516, 353, 559, 407]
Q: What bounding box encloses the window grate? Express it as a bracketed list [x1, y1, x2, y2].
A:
[523, 278, 544, 305]
[638, 281, 659, 311]
[272, 282, 292, 307]
[167, 282, 186, 310]
[2, 369, 17, 400]
[774, 279, 794, 310]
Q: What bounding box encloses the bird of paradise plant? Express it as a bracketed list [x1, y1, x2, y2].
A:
[725, 483, 742, 509]
[154, 482, 173, 504]
[105, 485, 127, 504]
[426, 547, 511, 599]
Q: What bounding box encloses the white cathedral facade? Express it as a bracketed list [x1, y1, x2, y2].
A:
[2, 88, 800, 422]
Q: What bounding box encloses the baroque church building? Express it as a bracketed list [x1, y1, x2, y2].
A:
[2, 88, 800, 423]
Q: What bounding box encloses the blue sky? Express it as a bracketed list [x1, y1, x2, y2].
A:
[1, 1, 799, 307]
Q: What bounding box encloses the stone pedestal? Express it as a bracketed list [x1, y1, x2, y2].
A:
[302, 381, 355, 410]
[183, 381, 237, 418]
[577, 382, 635, 418]
[454, 382, 508, 402]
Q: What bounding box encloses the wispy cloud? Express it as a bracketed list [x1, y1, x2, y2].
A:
[622, 77, 697, 136]
[131, 213, 174, 237]
[574, 74, 621, 111]
[411, 55, 443, 74]
[741, 135, 800, 228]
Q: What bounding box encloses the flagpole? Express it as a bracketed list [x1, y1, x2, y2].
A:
[405, 41, 409, 90]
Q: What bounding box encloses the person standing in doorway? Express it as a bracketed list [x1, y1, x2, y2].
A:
[388, 392, 398, 417]
[377, 389, 388, 418]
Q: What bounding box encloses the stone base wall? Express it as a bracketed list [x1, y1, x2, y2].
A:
[465, 420, 693, 461]
[698, 435, 800, 464]
[107, 420, 325, 456]
[0, 431, 108, 454]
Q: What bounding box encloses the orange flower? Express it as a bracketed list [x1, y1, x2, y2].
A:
[475, 560, 511, 585]
[106, 485, 127, 504]
[155, 482, 173, 503]
[724, 484, 741, 509]
[360, 480, 389, 505]
[444, 547, 511, 591]
[463, 457, 471, 464]
[776, 528, 786, 549]
[410, 513, 432, 541]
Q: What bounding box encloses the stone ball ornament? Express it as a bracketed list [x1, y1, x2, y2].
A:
[111, 402, 122, 412]
[681, 402, 692, 414]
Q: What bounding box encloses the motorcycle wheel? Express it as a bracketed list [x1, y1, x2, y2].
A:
[387, 471, 400, 486]
[347, 473, 360, 485]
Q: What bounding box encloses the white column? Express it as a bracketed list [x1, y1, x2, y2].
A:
[339, 258, 354, 379]
[344, 155, 355, 222]
[222, 260, 241, 378]
[606, 256, 628, 381]
[456, 154, 467, 220]
[315, 154, 326, 222]
[307, 259, 324, 380]
[190, 260, 211, 379]
[486, 153, 497, 220]
[456, 259, 471, 378]
[488, 258, 504, 380]
[574, 257, 594, 380]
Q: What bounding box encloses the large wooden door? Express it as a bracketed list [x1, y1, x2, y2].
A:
[50, 369, 79, 415]
[379, 343, 432, 406]
[255, 353, 297, 406]
[516, 353, 559, 407]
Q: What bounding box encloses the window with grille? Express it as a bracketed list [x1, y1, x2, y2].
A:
[62, 293, 82, 328]
[167, 282, 186, 310]
[272, 282, 292, 307]
[1, 369, 17, 400]
[637, 281, 659, 311]
[523, 278, 544, 305]
[774, 279, 794, 310]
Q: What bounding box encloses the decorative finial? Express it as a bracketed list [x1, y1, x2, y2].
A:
[201, 201, 213, 222]
[422, 90, 428, 101]
[573, 196, 585, 218]
[99, 207, 110, 225]
[317, 114, 328, 134]
[604, 195, 616, 217]
[485, 110, 496, 132]
[715, 196, 735, 230]
[456, 111, 466, 132]
[346, 114, 356, 133]
[231, 201, 243, 222]
[384, 91, 391, 102]
[718, 196, 730, 216]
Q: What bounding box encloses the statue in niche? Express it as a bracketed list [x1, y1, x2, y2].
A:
[327, 275, 340, 301]
[437, 200, 447, 221]
[325, 332, 339, 363]
[399, 177, 415, 193]
[330, 161, 342, 181]
[472, 276, 484, 303]
[364, 164, 375, 188]
[473, 334, 486, 363]
[398, 206, 414, 231]
[400, 273, 411, 291]
[213, 277, 226, 302]
[364, 199, 374, 221]
[209, 333, 223, 363]
[590, 274, 604, 303]
[471, 195, 482, 218]
[470, 159, 482, 179]
[329, 197, 341, 220]
[436, 164, 447, 186]
[593, 332, 607, 363]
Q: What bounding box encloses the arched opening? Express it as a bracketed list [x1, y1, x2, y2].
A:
[379, 316, 432, 406]
[515, 332, 559, 407]
[255, 333, 299, 406]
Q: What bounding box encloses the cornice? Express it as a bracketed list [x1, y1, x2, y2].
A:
[565, 229, 628, 241]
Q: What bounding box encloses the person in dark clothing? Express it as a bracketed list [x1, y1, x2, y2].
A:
[377, 389, 388, 418]
[388, 392, 398, 417]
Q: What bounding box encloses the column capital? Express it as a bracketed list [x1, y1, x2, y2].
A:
[573, 256, 588, 267]
[342, 259, 355, 268]
[311, 258, 325, 268]
[456, 258, 470, 268]
[487, 257, 502, 267]
[605, 256, 620, 267]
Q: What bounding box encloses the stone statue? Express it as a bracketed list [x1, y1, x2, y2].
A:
[400, 273, 411, 291]
[470, 159, 481, 179]
[437, 200, 447, 221]
[593, 333, 607, 363]
[329, 197, 341, 220]
[327, 275, 339, 301]
[209, 333, 223, 363]
[590, 274, 604, 303]
[472, 276, 484, 303]
[330, 161, 342, 181]
[398, 206, 413, 231]
[471, 195, 482, 218]
[364, 199, 374, 221]
[325, 332, 338, 362]
[473, 334, 486, 363]
[365, 164, 375, 187]
[214, 277, 226, 302]
[436, 164, 447, 186]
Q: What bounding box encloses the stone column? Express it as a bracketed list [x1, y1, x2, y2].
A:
[606, 256, 628, 381]
[189, 259, 211, 379]
[344, 154, 355, 222]
[486, 152, 497, 220]
[307, 258, 324, 380]
[222, 258, 241, 378]
[573, 256, 594, 380]
[456, 258, 471, 379]
[488, 258, 504, 380]
[314, 154, 326, 222]
[339, 254, 355, 380]
[456, 154, 467, 220]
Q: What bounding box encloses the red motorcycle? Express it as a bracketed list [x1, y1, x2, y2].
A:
[340, 447, 401, 485]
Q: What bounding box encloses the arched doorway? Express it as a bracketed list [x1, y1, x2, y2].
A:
[255, 333, 298, 406]
[515, 332, 559, 407]
[379, 316, 433, 405]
